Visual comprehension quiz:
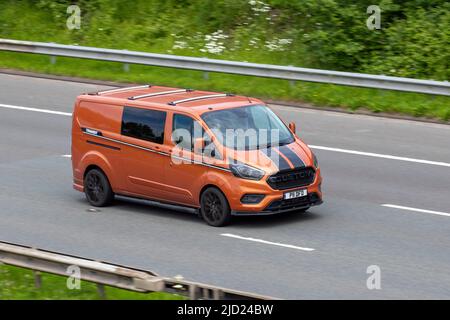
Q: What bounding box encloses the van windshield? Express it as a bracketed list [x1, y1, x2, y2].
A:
[201, 105, 294, 150]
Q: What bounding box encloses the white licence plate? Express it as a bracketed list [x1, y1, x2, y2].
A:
[283, 189, 308, 200]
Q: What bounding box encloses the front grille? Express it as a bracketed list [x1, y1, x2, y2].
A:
[264, 193, 321, 212]
[266, 167, 315, 190]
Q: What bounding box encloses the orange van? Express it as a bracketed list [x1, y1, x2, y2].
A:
[71, 85, 322, 226]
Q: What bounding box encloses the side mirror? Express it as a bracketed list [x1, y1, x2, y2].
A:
[288, 122, 296, 134]
[193, 137, 205, 154]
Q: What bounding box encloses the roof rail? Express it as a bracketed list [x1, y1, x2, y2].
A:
[128, 89, 193, 100]
[89, 84, 151, 95]
[168, 93, 235, 106]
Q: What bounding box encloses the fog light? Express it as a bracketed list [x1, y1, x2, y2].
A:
[241, 194, 265, 204]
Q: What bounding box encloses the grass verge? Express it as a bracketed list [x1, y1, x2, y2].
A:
[0, 264, 184, 300]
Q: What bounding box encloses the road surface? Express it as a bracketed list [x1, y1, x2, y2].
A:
[1, 73, 449, 299]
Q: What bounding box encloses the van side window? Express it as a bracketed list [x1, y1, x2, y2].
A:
[172, 114, 195, 150]
[121, 107, 166, 144]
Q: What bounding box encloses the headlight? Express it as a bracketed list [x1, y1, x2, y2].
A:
[229, 162, 265, 180]
[312, 152, 319, 168]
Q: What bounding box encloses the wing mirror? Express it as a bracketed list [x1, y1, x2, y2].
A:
[288, 122, 296, 134]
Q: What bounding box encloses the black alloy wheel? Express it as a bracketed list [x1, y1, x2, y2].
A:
[84, 169, 114, 207]
[200, 187, 232, 227]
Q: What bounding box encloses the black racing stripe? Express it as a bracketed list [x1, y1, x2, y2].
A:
[278, 145, 305, 168]
[261, 148, 291, 171]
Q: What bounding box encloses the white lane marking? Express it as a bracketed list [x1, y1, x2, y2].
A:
[0, 103, 72, 116]
[221, 233, 315, 252]
[382, 204, 450, 218]
[61, 155, 72, 158]
[310, 145, 450, 168]
[2, 103, 449, 168]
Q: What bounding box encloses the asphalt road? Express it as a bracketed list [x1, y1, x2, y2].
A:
[1, 73, 449, 299]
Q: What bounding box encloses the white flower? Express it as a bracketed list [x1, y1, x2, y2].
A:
[278, 38, 292, 45]
[172, 41, 188, 50]
[249, 0, 271, 13]
[264, 38, 293, 51]
[200, 30, 229, 54]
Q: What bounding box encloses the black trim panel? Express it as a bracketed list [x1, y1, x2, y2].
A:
[86, 140, 121, 151]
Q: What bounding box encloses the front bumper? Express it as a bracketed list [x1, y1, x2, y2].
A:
[232, 192, 322, 216]
[228, 167, 323, 216]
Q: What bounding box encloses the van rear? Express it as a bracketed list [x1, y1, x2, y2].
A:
[72, 96, 122, 194]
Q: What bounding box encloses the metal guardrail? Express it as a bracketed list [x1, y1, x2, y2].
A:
[0, 241, 273, 300]
[0, 39, 449, 96]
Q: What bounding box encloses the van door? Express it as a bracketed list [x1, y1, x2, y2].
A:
[119, 106, 171, 200]
[164, 113, 214, 206]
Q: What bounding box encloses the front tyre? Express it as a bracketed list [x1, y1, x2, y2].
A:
[84, 169, 114, 207]
[200, 187, 232, 227]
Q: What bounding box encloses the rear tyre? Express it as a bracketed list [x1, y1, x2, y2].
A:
[200, 187, 232, 227]
[84, 169, 114, 207]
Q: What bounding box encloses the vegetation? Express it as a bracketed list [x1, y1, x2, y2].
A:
[0, 0, 448, 120]
[0, 264, 183, 300]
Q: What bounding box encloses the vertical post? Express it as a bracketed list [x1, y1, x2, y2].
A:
[33, 271, 42, 289]
[202, 288, 210, 300]
[189, 284, 198, 300]
[123, 63, 130, 72]
[50, 56, 56, 65]
[212, 289, 222, 300]
[97, 283, 106, 299]
[203, 72, 209, 81]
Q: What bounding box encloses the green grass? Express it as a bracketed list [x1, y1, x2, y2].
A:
[0, 264, 184, 300]
[1, 51, 449, 121]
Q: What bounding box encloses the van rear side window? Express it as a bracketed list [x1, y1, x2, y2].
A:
[121, 107, 166, 144]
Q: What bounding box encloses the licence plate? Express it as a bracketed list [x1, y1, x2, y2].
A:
[283, 189, 308, 200]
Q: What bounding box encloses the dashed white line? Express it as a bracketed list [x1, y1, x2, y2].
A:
[0, 103, 72, 117]
[382, 204, 450, 218]
[221, 233, 315, 252]
[310, 145, 450, 168]
[2, 102, 450, 168]
[61, 155, 72, 158]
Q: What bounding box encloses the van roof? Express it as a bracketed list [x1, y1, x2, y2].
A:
[82, 85, 262, 114]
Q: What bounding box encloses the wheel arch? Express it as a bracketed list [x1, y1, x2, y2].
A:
[79, 151, 116, 190]
[199, 184, 229, 204]
[84, 164, 107, 178]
